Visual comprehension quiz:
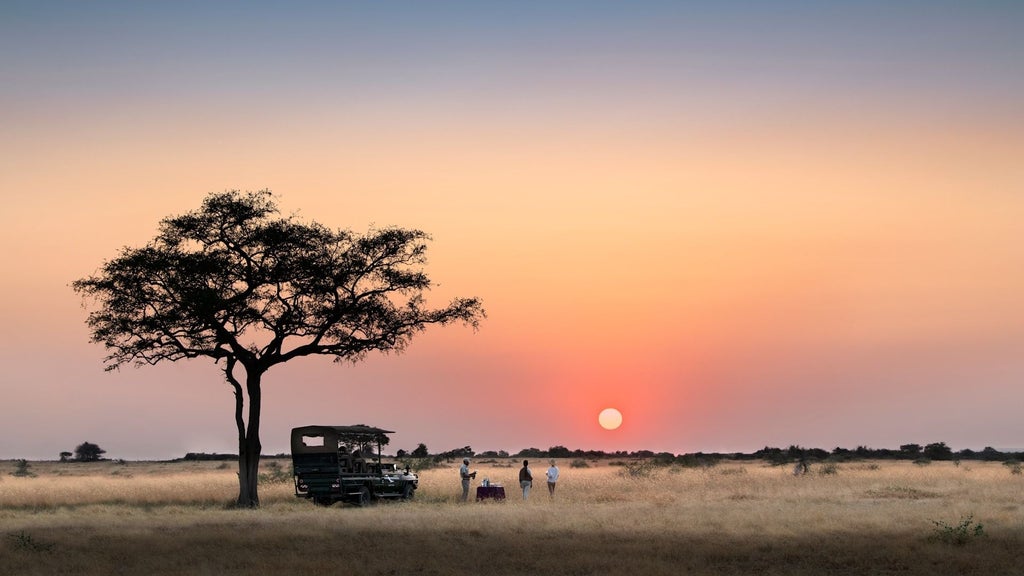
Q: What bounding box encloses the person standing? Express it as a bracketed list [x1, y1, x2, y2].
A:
[546, 459, 559, 498]
[459, 458, 476, 502]
[519, 459, 533, 500]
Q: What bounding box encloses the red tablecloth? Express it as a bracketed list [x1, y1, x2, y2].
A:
[476, 486, 506, 501]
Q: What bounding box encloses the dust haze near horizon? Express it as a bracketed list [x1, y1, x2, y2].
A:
[1, 1, 1022, 460]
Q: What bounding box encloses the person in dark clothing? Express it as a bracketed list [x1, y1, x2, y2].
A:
[519, 459, 533, 500]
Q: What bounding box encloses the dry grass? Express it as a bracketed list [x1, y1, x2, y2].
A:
[2, 459, 1023, 575]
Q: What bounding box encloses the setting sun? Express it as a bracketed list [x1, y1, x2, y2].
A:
[598, 408, 622, 431]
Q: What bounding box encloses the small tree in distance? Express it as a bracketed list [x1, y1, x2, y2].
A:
[74, 442, 106, 462]
[411, 443, 429, 458]
[74, 190, 484, 507]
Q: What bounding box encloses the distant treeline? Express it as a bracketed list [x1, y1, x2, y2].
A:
[500, 442, 1024, 465]
[179, 452, 288, 461]
[178, 442, 1024, 465]
[442, 442, 1024, 465]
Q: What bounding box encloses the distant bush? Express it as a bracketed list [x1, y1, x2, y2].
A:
[401, 457, 443, 473]
[570, 459, 590, 468]
[181, 453, 237, 461]
[11, 460, 35, 478]
[818, 463, 839, 476]
[618, 460, 657, 479]
[258, 461, 292, 484]
[676, 454, 720, 468]
[914, 457, 932, 466]
[1003, 460, 1021, 475]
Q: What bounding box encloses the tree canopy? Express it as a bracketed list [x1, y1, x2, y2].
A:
[74, 442, 106, 462]
[74, 190, 483, 372]
[74, 190, 484, 506]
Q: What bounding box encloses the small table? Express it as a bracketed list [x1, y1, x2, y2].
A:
[476, 485, 506, 501]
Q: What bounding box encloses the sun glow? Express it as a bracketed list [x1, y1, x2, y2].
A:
[598, 408, 622, 430]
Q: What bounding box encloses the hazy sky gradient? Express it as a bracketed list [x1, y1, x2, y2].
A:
[2, 1, 1022, 459]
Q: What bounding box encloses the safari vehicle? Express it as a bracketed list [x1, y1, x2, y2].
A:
[291, 425, 418, 506]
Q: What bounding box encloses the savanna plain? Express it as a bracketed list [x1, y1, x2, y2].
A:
[2, 458, 1022, 575]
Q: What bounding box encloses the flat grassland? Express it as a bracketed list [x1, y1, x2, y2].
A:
[1, 459, 1022, 575]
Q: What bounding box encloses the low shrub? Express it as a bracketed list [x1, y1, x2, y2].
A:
[618, 460, 657, 479]
[931, 515, 985, 545]
[818, 463, 839, 476]
[11, 460, 35, 478]
[7, 531, 54, 553]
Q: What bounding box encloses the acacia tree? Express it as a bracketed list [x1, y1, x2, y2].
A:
[74, 190, 484, 507]
[74, 441, 106, 462]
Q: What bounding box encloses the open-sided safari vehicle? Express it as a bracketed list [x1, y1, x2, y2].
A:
[291, 425, 418, 506]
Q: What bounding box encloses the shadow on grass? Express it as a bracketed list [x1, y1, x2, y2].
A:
[4, 525, 1021, 575]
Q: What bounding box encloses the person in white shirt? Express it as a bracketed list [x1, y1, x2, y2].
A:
[546, 459, 560, 498]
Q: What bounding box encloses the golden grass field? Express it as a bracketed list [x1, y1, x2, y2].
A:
[2, 458, 1022, 575]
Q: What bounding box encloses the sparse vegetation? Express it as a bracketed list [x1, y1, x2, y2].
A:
[258, 461, 292, 485]
[618, 460, 657, 479]
[931, 514, 985, 545]
[718, 466, 747, 476]
[11, 459, 35, 478]
[864, 485, 938, 500]
[7, 531, 54, 554]
[817, 462, 839, 475]
[1, 459, 1022, 575]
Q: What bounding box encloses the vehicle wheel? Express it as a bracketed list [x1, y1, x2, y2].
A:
[402, 483, 415, 500]
[356, 486, 372, 507]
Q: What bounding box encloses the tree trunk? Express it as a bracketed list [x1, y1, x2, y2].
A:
[237, 434, 261, 507]
[230, 362, 264, 508]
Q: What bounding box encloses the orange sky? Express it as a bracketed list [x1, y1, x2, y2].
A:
[1, 2, 1022, 459]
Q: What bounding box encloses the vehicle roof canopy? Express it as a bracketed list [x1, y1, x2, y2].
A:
[291, 425, 395, 454]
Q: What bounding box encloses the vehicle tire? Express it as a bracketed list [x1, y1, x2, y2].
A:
[356, 485, 372, 507]
[401, 483, 415, 500]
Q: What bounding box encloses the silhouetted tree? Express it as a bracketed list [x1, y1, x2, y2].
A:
[548, 445, 572, 458]
[924, 442, 953, 461]
[411, 443, 429, 458]
[980, 447, 1004, 461]
[74, 190, 484, 507]
[899, 444, 922, 457]
[59, 451, 73, 462]
[74, 442, 106, 462]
